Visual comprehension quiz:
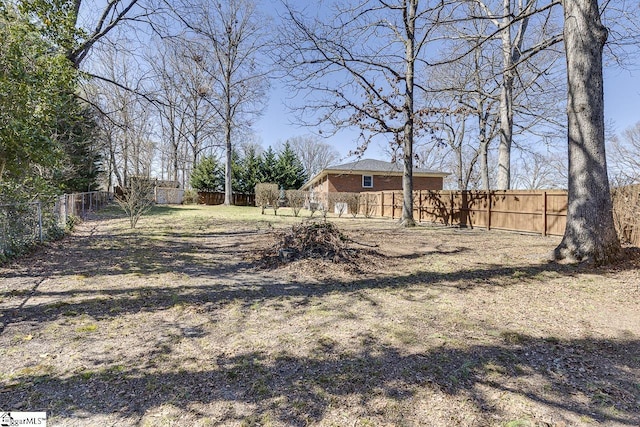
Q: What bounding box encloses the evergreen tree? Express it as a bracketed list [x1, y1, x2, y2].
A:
[190, 156, 223, 191]
[56, 106, 103, 193]
[0, 7, 76, 191]
[276, 142, 307, 189]
[260, 146, 279, 184]
[232, 146, 263, 193]
[0, 6, 101, 198]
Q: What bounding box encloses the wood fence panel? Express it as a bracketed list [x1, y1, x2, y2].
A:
[544, 192, 569, 236]
[198, 192, 255, 206]
[377, 189, 569, 237]
[489, 191, 542, 234]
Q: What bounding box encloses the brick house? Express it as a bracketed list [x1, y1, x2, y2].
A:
[300, 158, 448, 195]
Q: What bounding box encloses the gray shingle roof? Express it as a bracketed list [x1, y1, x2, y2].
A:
[325, 158, 444, 175]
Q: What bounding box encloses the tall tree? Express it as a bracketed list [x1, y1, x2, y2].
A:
[149, 37, 221, 186]
[552, 0, 620, 264]
[169, 0, 269, 205]
[277, 0, 451, 226]
[0, 7, 78, 192]
[260, 146, 279, 184]
[232, 145, 263, 193]
[469, 0, 563, 189]
[89, 47, 156, 188]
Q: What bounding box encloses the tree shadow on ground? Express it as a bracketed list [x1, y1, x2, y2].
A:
[1, 334, 638, 425]
[1, 222, 639, 334]
[2, 215, 639, 424]
[0, 253, 610, 335]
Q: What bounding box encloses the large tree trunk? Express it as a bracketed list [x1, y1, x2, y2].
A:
[553, 0, 620, 264]
[496, 0, 513, 190]
[400, 0, 417, 227]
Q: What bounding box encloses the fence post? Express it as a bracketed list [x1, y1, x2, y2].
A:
[486, 192, 492, 231]
[542, 191, 548, 237]
[418, 190, 422, 222]
[450, 192, 455, 226]
[36, 201, 43, 242]
[391, 192, 395, 219]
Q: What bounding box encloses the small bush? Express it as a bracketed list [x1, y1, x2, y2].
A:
[116, 177, 155, 228]
[359, 193, 379, 218]
[611, 184, 640, 245]
[330, 192, 358, 218]
[255, 183, 279, 215]
[183, 189, 199, 205]
[285, 190, 307, 217]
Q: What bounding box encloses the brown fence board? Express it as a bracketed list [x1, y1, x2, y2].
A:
[374, 189, 569, 236]
[198, 192, 255, 206]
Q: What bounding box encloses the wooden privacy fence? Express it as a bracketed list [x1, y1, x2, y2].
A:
[198, 191, 255, 206]
[363, 190, 569, 236]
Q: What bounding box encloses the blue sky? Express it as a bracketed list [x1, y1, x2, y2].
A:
[255, 65, 640, 162]
[254, 0, 640, 163]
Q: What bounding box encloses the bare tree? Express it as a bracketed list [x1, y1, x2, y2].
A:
[511, 150, 565, 189]
[20, 0, 153, 68]
[277, 0, 454, 226]
[423, 19, 501, 190]
[608, 122, 640, 186]
[88, 47, 156, 188]
[552, 0, 620, 264]
[467, 0, 564, 190]
[149, 41, 189, 184]
[286, 135, 339, 178]
[167, 0, 270, 205]
[148, 37, 222, 186]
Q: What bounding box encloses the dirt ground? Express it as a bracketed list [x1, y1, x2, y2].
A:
[1, 205, 639, 426]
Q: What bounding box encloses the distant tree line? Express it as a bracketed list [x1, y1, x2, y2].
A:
[190, 142, 307, 193]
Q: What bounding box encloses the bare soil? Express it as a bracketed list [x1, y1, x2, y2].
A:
[1, 205, 639, 426]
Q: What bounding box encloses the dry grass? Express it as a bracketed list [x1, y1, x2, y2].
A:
[1, 204, 639, 426]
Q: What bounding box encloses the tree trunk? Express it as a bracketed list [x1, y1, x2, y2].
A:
[400, 0, 417, 227]
[497, 0, 513, 190]
[224, 121, 233, 206]
[553, 0, 620, 264]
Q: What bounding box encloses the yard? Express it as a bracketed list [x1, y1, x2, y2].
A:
[1, 205, 639, 426]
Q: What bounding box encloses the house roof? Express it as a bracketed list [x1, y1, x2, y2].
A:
[300, 158, 448, 190]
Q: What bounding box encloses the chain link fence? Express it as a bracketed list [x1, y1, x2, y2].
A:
[0, 191, 112, 260]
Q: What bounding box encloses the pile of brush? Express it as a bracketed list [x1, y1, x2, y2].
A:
[275, 222, 352, 263]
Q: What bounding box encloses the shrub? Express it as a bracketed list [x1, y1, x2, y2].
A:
[344, 193, 360, 218]
[255, 183, 279, 215]
[182, 189, 199, 205]
[611, 184, 640, 245]
[330, 192, 358, 218]
[359, 193, 378, 218]
[286, 190, 307, 217]
[116, 177, 155, 228]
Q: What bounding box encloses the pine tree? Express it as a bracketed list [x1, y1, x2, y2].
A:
[190, 156, 223, 191]
[275, 142, 307, 190]
[260, 146, 279, 184]
[233, 146, 263, 193]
